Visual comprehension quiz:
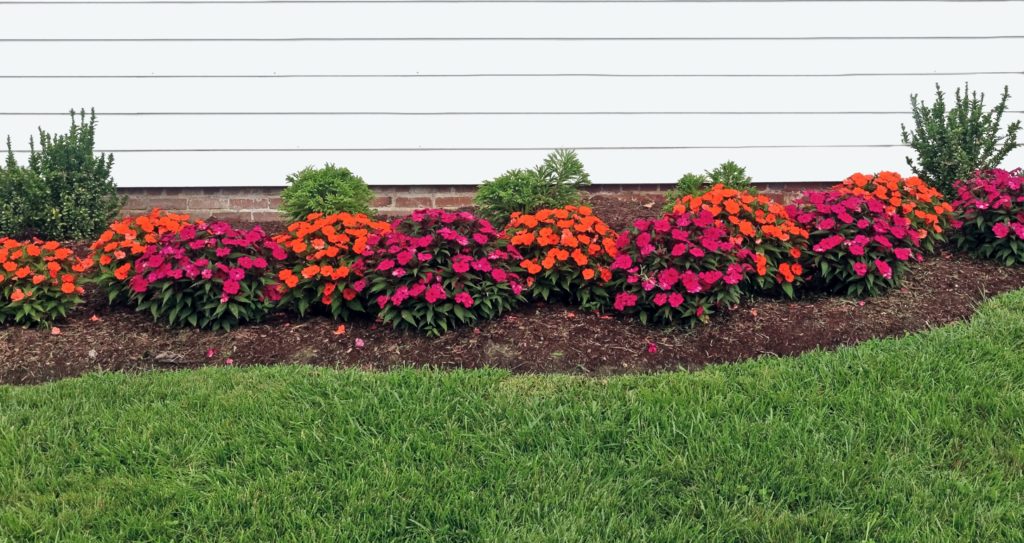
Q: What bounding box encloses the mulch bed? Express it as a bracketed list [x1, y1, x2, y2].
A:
[3, 196, 1024, 385]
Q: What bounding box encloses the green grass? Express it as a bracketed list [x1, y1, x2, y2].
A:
[2, 294, 1024, 542]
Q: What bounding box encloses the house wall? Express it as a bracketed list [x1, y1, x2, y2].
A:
[2, 0, 1022, 190]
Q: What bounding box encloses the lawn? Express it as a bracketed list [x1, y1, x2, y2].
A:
[2, 292, 1024, 542]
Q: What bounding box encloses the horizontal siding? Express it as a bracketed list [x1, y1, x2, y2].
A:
[2, 0, 1023, 187]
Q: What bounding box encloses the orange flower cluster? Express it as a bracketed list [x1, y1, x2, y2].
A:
[90, 209, 195, 282]
[505, 205, 617, 308]
[834, 172, 952, 250]
[673, 185, 808, 291]
[0, 238, 88, 325]
[274, 212, 391, 317]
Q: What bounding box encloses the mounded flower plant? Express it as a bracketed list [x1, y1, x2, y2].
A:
[126, 222, 288, 331]
[90, 209, 196, 304]
[833, 171, 952, 254]
[788, 190, 923, 297]
[0, 238, 88, 325]
[363, 209, 526, 336]
[673, 184, 808, 297]
[605, 210, 750, 325]
[505, 205, 617, 309]
[274, 212, 391, 319]
[950, 168, 1024, 265]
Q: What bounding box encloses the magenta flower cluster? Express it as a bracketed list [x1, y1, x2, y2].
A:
[362, 209, 526, 336]
[607, 210, 750, 324]
[788, 190, 922, 296]
[951, 168, 1024, 265]
[128, 222, 287, 330]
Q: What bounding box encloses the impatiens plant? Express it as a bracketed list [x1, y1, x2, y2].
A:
[833, 171, 953, 254]
[0, 238, 88, 325]
[788, 191, 923, 297]
[674, 184, 808, 297]
[90, 209, 196, 304]
[274, 212, 391, 319]
[605, 210, 750, 325]
[505, 205, 617, 309]
[126, 222, 287, 331]
[363, 209, 526, 336]
[950, 168, 1024, 265]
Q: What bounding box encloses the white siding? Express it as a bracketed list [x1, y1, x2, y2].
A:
[1, 0, 1022, 187]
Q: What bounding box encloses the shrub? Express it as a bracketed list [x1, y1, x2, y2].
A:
[673, 185, 808, 297]
[0, 238, 87, 326]
[949, 168, 1024, 265]
[505, 205, 617, 309]
[787, 191, 923, 297]
[832, 172, 953, 254]
[662, 161, 755, 211]
[605, 210, 749, 325]
[89, 209, 196, 304]
[126, 222, 288, 331]
[274, 212, 391, 319]
[474, 149, 590, 226]
[1, 110, 123, 240]
[363, 209, 526, 336]
[901, 84, 1021, 199]
[280, 164, 375, 223]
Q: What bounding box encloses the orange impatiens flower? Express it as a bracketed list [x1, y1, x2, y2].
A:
[673, 184, 809, 294]
[0, 237, 85, 326]
[90, 209, 197, 303]
[833, 172, 952, 253]
[274, 212, 391, 319]
[505, 205, 618, 309]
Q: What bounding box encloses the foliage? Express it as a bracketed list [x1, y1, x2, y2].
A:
[125, 222, 287, 331]
[474, 149, 591, 226]
[949, 168, 1024, 265]
[788, 191, 923, 297]
[833, 171, 953, 254]
[663, 161, 754, 211]
[274, 212, 391, 319]
[280, 164, 376, 223]
[89, 209, 197, 305]
[901, 84, 1021, 199]
[505, 205, 617, 309]
[1, 110, 123, 240]
[605, 210, 749, 325]
[674, 184, 808, 297]
[0, 238, 87, 325]
[363, 209, 526, 336]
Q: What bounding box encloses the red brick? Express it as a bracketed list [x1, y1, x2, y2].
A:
[251, 211, 284, 222]
[372, 195, 393, 207]
[434, 195, 474, 208]
[188, 198, 230, 211]
[394, 196, 433, 208]
[229, 198, 271, 209]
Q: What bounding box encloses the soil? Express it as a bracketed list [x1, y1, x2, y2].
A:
[3, 197, 1024, 385]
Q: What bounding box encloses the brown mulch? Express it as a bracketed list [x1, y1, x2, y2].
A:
[3, 196, 1024, 385]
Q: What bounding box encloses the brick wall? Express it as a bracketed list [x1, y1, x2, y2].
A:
[120, 182, 832, 220]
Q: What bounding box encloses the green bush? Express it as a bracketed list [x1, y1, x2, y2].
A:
[280, 164, 375, 222]
[663, 161, 754, 211]
[901, 84, 1021, 199]
[0, 110, 123, 240]
[474, 149, 591, 226]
